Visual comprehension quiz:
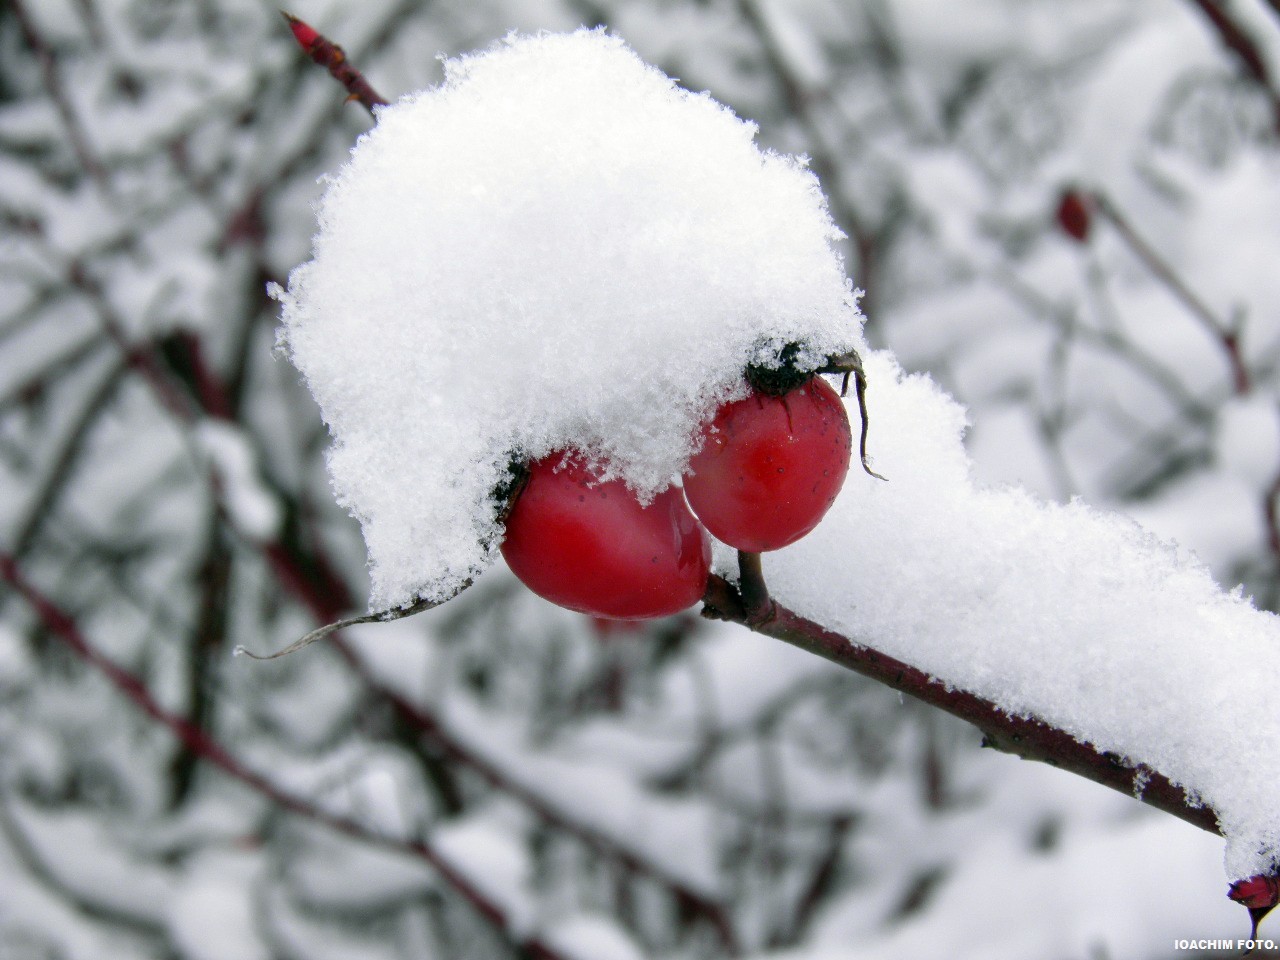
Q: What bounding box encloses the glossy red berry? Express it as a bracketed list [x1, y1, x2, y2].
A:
[685, 376, 851, 551]
[501, 452, 711, 619]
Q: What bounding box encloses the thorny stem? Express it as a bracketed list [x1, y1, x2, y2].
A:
[0, 552, 576, 960]
[282, 12, 389, 116]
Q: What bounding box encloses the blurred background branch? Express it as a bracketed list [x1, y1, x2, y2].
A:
[3, 1, 1278, 957]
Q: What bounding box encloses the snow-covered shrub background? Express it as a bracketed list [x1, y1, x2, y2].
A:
[3, 1, 1280, 958]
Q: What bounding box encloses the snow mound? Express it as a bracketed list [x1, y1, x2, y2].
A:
[768, 352, 1280, 881]
[277, 29, 862, 608]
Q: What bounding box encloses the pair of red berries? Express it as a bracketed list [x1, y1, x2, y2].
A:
[500, 373, 853, 619]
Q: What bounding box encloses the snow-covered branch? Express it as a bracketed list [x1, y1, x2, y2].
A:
[703, 570, 1219, 835]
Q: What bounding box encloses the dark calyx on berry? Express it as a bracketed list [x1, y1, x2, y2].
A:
[491, 457, 530, 525]
[746, 341, 819, 396]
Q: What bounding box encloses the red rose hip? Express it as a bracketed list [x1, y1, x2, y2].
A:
[685, 376, 851, 551]
[501, 452, 711, 619]
[1055, 188, 1092, 243]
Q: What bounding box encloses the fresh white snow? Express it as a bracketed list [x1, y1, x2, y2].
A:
[280, 27, 1280, 883]
[766, 353, 1280, 880]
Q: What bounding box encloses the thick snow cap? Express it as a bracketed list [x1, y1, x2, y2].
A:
[278, 28, 863, 609]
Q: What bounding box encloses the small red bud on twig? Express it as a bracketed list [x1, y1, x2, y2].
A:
[279, 11, 388, 116]
[282, 11, 320, 52]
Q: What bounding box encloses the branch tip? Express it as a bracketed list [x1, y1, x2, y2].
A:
[280, 13, 388, 114]
[280, 11, 319, 51]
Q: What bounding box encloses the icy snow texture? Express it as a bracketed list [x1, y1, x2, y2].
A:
[281, 23, 1280, 883]
[279, 29, 861, 608]
[766, 352, 1280, 881]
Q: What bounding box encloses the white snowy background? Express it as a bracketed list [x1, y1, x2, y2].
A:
[2, 1, 1279, 958]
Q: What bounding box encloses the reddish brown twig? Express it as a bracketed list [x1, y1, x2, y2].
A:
[11, 0, 110, 190]
[703, 571, 1280, 943]
[703, 569, 1280, 930]
[282, 12, 389, 116]
[1189, 0, 1280, 135]
[1093, 192, 1250, 396]
[701, 573, 1218, 832]
[259, 544, 742, 954]
[0, 551, 574, 960]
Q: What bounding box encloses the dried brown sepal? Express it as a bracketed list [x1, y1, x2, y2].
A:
[745, 342, 884, 481]
[240, 458, 530, 661]
[817, 347, 886, 481]
[235, 584, 470, 660]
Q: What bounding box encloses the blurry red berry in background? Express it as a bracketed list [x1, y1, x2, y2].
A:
[1056, 188, 1092, 243]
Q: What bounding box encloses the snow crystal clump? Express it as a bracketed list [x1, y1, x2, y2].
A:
[278, 29, 861, 609]
[767, 352, 1280, 881]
